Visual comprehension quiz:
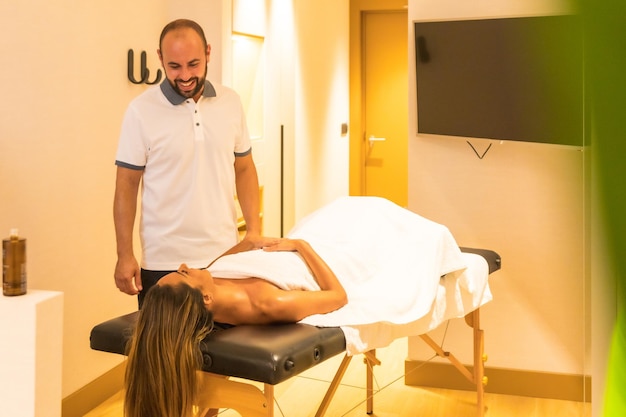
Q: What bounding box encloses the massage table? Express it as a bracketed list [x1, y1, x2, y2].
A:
[90, 246, 500, 417]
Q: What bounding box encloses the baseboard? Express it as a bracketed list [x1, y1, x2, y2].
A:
[404, 360, 591, 403]
[62, 362, 126, 417]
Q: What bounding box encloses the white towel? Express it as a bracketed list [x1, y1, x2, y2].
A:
[209, 196, 490, 354]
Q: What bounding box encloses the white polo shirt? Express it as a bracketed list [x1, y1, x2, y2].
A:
[115, 80, 251, 270]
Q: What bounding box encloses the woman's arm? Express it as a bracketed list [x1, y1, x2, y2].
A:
[260, 239, 348, 321]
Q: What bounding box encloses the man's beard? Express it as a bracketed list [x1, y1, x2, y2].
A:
[170, 69, 206, 99]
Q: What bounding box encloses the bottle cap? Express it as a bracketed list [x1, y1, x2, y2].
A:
[10, 228, 18, 238]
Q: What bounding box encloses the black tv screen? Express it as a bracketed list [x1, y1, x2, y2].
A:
[414, 15, 583, 146]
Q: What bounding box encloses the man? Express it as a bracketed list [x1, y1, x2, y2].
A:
[113, 19, 262, 307]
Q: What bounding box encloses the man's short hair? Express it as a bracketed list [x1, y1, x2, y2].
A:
[159, 19, 208, 50]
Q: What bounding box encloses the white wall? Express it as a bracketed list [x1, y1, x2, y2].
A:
[263, 0, 297, 236]
[231, 0, 350, 236]
[407, 0, 588, 384]
[291, 0, 350, 223]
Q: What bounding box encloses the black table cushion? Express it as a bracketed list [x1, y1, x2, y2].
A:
[90, 313, 345, 385]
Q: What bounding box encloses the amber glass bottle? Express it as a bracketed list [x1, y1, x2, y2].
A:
[2, 229, 27, 296]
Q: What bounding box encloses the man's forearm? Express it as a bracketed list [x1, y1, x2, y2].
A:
[113, 167, 142, 258]
[235, 156, 262, 235]
[113, 194, 137, 258]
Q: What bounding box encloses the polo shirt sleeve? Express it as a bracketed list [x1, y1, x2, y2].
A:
[233, 92, 253, 157]
[115, 105, 147, 170]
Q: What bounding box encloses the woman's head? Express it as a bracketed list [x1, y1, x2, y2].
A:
[158, 263, 216, 309]
[124, 282, 213, 417]
[138, 279, 213, 339]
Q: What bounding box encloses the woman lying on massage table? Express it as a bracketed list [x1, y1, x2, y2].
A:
[125, 237, 348, 417]
[163, 237, 348, 324]
[124, 196, 471, 417]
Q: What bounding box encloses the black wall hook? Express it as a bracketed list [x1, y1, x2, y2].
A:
[127, 49, 162, 85]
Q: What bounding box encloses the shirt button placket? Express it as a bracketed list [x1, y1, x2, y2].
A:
[192, 101, 204, 141]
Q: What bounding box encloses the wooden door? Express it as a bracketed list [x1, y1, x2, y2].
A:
[362, 10, 408, 206]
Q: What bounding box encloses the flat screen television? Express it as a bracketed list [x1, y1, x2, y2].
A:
[414, 15, 583, 146]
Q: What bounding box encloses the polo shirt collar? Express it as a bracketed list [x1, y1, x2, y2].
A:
[160, 79, 217, 105]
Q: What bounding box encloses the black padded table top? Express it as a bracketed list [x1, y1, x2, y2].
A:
[90, 247, 500, 385]
[90, 314, 346, 385]
[459, 247, 501, 274]
[199, 323, 346, 384]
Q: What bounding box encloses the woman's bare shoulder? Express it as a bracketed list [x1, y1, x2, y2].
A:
[212, 279, 281, 325]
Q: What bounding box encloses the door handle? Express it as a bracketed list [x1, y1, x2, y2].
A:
[368, 135, 386, 148]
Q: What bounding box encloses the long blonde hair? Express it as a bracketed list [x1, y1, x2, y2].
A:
[124, 283, 213, 417]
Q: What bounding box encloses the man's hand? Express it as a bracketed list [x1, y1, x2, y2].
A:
[208, 234, 282, 267]
[114, 257, 142, 295]
[242, 233, 282, 250]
